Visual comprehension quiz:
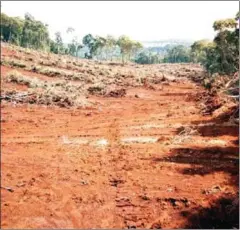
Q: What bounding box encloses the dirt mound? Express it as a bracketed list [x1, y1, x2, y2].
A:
[213, 102, 239, 123]
[193, 91, 222, 115]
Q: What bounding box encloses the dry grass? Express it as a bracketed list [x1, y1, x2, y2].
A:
[6, 70, 45, 88]
[87, 85, 106, 95]
[2, 87, 90, 108]
[1, 42, 207, 108]
[2, 58, 27, 68]
[27, 87, 88, 108]
[172, 126, 200, 144]
[3, 69, 88, 108]
[2, 46, 204, 87]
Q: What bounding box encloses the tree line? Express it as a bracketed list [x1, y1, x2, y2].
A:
[191, 12, 239, 75]
[1, 13, 50, 50]
[1, 11, 239, 74]
[0, 12, 143, 64]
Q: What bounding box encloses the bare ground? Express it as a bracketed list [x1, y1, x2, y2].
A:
[1, 44, 239, 229]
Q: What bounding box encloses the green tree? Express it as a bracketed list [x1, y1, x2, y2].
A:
[191, 39, 214, 63]
[1, 13, 24, 45]
[130, 41, 143, 61]
[68, 36, 83, 57]
[117, 35, 131, 63]
[213, 18, 237, 31]
[94, 36, 107, 59]
[82, 34, 107, 59]
[21, 13, 50, 50]
[54, 31, 64, 54]
[135, 51, 161, 64]
[201, 13, 239, 74]
[82, 34, 96, 59]
[50, 40, 58, 54]
[117, 36, 135, 64]
[105, 35, 117, 60]
[163, 45, 191, 63]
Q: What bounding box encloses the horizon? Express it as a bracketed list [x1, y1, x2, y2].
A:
[1, 1, 238, 43]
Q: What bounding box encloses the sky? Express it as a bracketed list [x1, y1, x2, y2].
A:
[1, 1, 239, 43]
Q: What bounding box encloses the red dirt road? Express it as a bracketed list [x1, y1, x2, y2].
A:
[1, 82, 239, 228]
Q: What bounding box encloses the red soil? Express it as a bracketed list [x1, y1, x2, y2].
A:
[1, 81, 238, 228]
[1, 46, 16, 57]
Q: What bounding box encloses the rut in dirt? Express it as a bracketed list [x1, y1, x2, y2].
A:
[1, 81, 239, 229]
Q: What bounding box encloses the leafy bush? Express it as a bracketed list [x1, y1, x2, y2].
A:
[135, 52, 161, 64]
[191, 12, 239, 75]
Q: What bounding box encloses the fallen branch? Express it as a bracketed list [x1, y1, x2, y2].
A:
[225, 78, 239, 88]
[221, 87, 239, 93]
[226, 95, 239, 98]
[0, 92, 34, 101]
[1, 186, 14, 192]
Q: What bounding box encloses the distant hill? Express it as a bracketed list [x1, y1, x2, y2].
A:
[141, 39, 193, 48]
[141, 39, 193, 56]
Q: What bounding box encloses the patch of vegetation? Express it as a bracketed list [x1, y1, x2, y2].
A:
[2, 58, 27, 68]
[191, 12, 239, 75]
[28, 88, 80, 107]
[2, 85, 89, 108]
[6, 70, 44, 88]
[87, 85, 106, 95]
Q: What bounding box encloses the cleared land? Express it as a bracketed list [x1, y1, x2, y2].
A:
[1, 44, 239, 229]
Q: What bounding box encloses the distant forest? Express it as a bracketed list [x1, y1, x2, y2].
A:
[1, 11, 239, 74]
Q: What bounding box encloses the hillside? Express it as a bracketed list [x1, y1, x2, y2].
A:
[142, 39, 193, 48]
[1, 42, 204, 107]
[1, 43, 238, 229]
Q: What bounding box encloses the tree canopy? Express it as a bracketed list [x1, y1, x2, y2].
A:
[191, 12, 239, 74]
[163, 45, 191, 63]
[1, 11, 238, 71]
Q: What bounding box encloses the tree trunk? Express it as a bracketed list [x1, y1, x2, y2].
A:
[8, 28, 12, 42]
